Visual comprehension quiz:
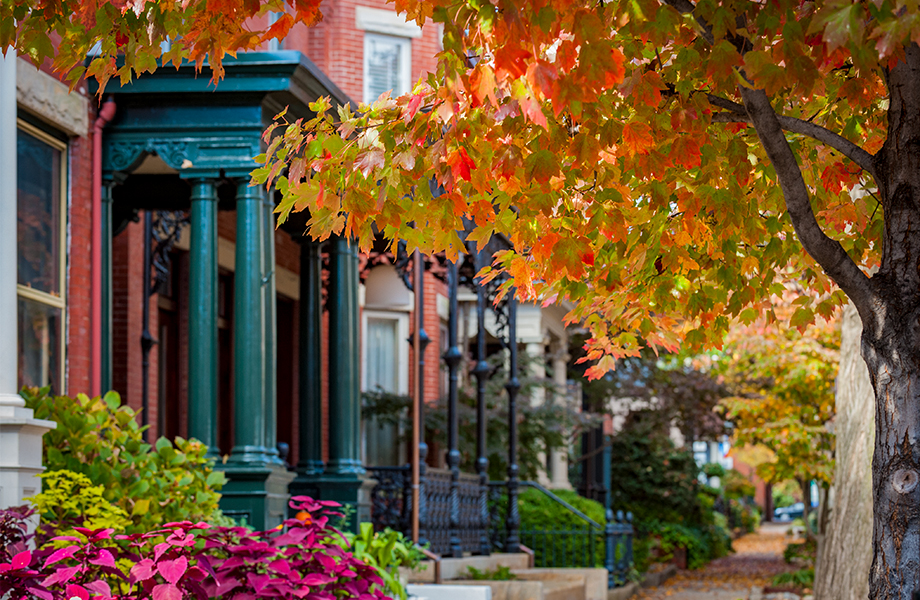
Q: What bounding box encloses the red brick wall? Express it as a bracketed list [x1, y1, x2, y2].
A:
[282, 0, 441, 104]
[111, 217, 160, 438]
[275, 230, 301, 275]
[64, 107, 94, 396]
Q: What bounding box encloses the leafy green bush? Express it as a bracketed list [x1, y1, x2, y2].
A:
[515, 487, 607, 568]
[29, 470, 130, 543]
[344, 523, 423, 600]
[773, 567, 815, 588]
[783, 539, 817, 566]
[467, 565, 517, 580]
[22, 387, 230, 533]
[609, 416, 733, 571]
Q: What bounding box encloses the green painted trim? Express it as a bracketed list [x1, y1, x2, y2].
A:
[228, 181, 269, 466]
[294, 239, 324, 477]
[263, 196, 281, 464]
[219, 463, 295, 531]
[188, 179, 219, 457]
[87, 51, 352, 109]
[326, 236, 363, 476]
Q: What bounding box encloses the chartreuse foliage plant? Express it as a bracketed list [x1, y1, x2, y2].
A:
[343, 523, 424, 600]
[0, 497, 392, 600]
[21, 387, 229, 534]
[29, 470, 131, 544]
[11, 0, 920, 592]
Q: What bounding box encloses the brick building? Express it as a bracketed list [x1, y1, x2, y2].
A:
[1, 0, 575, 530]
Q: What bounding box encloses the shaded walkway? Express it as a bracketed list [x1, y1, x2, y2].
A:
[634, 524, 800, 600]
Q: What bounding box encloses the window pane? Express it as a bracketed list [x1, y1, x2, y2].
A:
[18, 296, 62, 392]
[366, 35, 407, 103]
[367, 318, 398, 393]
[17, 130, 62, 296]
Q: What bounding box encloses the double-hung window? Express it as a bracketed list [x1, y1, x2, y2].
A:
[364, 33, 411, 104]
[17, 121, 66, 392]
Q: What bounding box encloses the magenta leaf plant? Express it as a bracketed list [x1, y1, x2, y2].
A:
[0, 497, 391, 600]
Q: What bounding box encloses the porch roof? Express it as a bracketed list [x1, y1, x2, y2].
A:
[93, 51, 351, 179]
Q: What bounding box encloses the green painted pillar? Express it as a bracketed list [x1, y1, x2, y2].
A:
[327, 235, 363, 476]
[100, 183, 114, 394]
[294, 239, 324, 477]
[229, 182, 268, 465]
[220, 182, 293, 531]
[262, 194, 280, 464]
[188, 179, 219, 456]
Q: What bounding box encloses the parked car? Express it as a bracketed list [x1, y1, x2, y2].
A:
[774, 502, 804, 522]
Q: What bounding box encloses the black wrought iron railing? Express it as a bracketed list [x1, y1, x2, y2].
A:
[367, 465, 487, 557]
[367, 467, 634, 587]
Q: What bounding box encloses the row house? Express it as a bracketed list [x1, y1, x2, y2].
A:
[0, 0, 575, 536]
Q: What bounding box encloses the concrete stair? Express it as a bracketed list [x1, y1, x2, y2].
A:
[402, 555, 608, 600]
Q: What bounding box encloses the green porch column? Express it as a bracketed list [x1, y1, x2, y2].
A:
[100, 183, 114, 394]
[293, 239, 324, 478]
[229, 182, 268, 464]
[262, 194, 280, 464]
[327, 235, 363, 476]
[188, 179, 219, 456]
[221, 181, 293, 531]
[301, 235, 369, 531]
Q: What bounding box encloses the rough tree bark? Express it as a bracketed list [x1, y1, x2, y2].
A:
[814, 303, 874, 600]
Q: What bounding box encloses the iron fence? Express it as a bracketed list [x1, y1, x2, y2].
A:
[367, 467, 634, 587]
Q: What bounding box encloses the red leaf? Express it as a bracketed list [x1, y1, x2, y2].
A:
[11, 551, 31, 570]
[152, 583, 183, 600]
[41, 566, 80, 587]
[131, 558, 157, 582]
[65, 584, 90, 600]
[622, 122, 654, 154]
[46, 546, 79, 565]
[90, 549, 117, 569]
[158, 556, 188, 585]
[85, 581, 113, 597]
[302, 573, 333, 585]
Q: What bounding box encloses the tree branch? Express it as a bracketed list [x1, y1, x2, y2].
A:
[707, 94, 878, 179]
[739, 86, 874, 313]
[660, 0, 714, 44]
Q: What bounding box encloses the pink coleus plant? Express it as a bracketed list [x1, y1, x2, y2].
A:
[0, 497, 389, 600]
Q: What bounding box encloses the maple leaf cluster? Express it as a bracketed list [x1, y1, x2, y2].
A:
[252, 0, 889, 376]
[6, 0, 901, 376]
[3, 0, 321, 90]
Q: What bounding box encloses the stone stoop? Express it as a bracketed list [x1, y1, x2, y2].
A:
[403, 558, 608, 600]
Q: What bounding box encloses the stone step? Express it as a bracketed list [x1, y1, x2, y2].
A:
[543, 579, 585, 600]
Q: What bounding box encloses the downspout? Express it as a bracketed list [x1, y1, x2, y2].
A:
[92, 97, 116, 397]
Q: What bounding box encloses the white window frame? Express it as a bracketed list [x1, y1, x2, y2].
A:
[361, 309, 410, 395]
[16, 119, 67, 392]
[363, 32, 412, 104]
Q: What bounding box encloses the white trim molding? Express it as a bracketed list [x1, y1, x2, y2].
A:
[355, 6, 423, 38]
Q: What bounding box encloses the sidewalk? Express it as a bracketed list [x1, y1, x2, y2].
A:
[634, 524, 800, 600]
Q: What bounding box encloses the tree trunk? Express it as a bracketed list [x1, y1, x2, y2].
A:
[741, 31, 920, 597]
[815, 302, 873, 600]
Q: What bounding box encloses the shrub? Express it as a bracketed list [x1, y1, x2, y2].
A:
[0, 497, 392, 600]
[466, 565, 517, 580]
[345, 523, 423, 600]
[22, 387, 229, 532]
[0, 506, 34, 562]
[29, 470, 131, 545]
[773, 567, 815, 588]
[516, 488, 607, 568]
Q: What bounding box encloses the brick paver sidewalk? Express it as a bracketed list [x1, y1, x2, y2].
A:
[633, 524, 800, 600]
